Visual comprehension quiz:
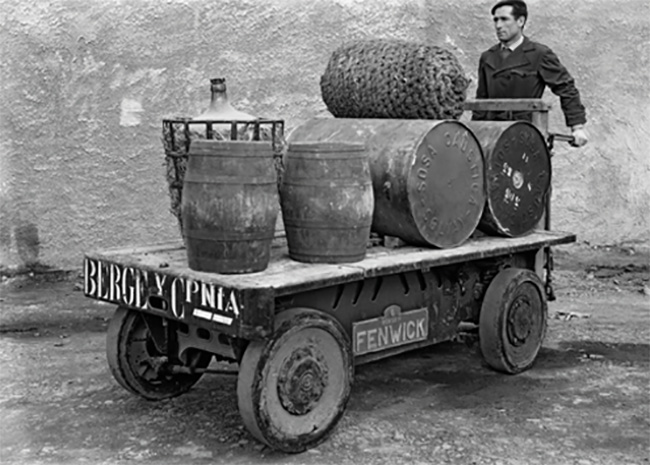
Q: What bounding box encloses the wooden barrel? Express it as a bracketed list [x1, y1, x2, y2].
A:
[181, 140, 278, 274]
[280, 142, 373, 263]
[287, 119, 485, 248]
[467, 121, 551, 237]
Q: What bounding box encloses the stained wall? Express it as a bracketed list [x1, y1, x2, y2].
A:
[1, 0, 648, 271]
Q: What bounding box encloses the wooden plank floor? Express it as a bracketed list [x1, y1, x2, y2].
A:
[87, 230, 576, 296]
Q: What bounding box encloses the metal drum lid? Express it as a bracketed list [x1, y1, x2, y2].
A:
[469, 121, 551, 237]
[406, 121, 485, 248]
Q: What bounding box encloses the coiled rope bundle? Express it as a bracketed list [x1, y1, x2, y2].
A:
[320, 40, 469, 119]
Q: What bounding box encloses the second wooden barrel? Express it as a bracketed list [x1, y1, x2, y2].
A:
[280, 142, 374, 263]
[181, 140, 278, 274]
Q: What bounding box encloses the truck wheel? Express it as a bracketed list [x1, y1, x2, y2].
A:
[479, 268, 547, 374]
[106, 306, 211, 400]
[237, 308, 353, 453]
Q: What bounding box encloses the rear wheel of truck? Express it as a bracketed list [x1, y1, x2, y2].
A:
[237, 308, 353, 453]
[106, 306, 212, 400]
[479, 268, 548, 374]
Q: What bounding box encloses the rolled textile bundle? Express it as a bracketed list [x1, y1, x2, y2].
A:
[320, 39, 469, 120]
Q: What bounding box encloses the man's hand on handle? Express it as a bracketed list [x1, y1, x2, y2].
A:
[570, 125, 588, 147]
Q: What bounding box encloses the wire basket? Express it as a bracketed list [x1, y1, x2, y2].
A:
[162, 118, 285, 234]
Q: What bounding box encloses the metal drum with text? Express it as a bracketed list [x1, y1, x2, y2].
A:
[467, 121, 551, 237]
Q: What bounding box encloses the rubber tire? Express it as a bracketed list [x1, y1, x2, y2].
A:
[106, 306, 211, 400]
[479, 268, 547, 374]
[237, 308, 353, 453]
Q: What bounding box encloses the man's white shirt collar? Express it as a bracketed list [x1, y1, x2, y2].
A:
[502, 35, 524, 51]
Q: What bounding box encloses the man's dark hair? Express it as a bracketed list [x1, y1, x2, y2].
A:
[491, 0, 528, 22]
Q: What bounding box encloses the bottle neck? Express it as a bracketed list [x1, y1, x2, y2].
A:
[193, 78, 256, 121]
[210, 79, 229, 108]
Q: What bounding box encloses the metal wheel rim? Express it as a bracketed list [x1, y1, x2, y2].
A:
[259, 327, 348, 438]
[502, 281, 545, 367]
[124, 314, 172, 386]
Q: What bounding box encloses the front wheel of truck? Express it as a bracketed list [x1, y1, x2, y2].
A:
[237, 308, 353, 453]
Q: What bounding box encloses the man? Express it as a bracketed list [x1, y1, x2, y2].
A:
[472, 0, 588, 147]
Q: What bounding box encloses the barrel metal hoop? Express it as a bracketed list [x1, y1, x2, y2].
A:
[190, 142, 274, 153]
[287, 151, 367, 159]
[184, 176, 277, 185]
[288, 141, 364, 150]
[283, 180, 371, 187]
[184, 230, 275, 242]
[283, 221, 371, 230]
[290, 252, 366, 261]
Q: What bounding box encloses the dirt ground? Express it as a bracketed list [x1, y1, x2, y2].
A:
[0, 242, 648, 465]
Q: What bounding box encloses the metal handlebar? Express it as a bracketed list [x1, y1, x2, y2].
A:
[543, 133, 575, 302]
[547, 133, 575, 151]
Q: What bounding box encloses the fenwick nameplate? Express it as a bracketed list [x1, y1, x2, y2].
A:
[353, 306, 429, 355]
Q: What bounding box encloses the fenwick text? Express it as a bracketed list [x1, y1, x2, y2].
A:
[353, 307, 429, 355]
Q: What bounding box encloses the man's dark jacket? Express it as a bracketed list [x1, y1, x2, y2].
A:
[472, 37, 586, 127]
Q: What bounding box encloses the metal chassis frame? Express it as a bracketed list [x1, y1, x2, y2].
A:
[275, 249, 539, 366]
[152, 247, 542, 367]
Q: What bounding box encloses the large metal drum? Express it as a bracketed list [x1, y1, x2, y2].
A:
[288, 119, 485, 248]
[181, 140, 278, 274]
[467, 121, 551, 237]
[280, 142, 374, 263]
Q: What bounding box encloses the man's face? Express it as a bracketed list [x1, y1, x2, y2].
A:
[493, 6, 525, 43]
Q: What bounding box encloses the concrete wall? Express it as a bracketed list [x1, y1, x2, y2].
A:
[1, 0, 648, 272]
